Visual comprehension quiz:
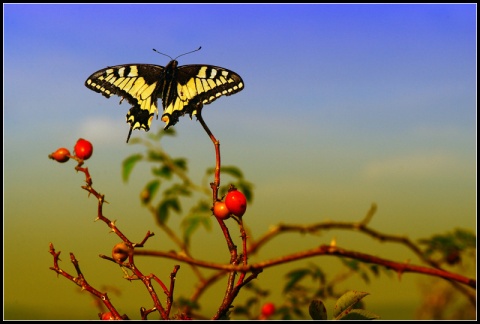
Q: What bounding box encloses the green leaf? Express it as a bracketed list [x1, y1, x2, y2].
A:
[310, 264, 326, 283]
[190, 200, 212, 214]
[148, 150, 166, 162]
[156, 198, 181, 224]
[369, 264, 380, 277]
[176, 296, 199, 310]
[333, 291, 370, 319]
[309, 299, 327, 320]
[181, 201, 212, 244]
[206, 165, 244, 179]
[232, 306, 249, 315]
[182, 213, 212, 245]
[245, 296, 259, 308]
[293, 307, 305, 318]
[152, 165, 172, 179]
[163, 127, 176, 137]
[147, 126, 176, 141]
[221, 166, 244, 178]
[157, 200, 170, 224]
[164, 183, 191, 197]
[122, 154, 143, 182]
[340, 258, 360, 271]
[283, 268, 311, 293]
[141, 180, 160, 204]
[418, 228, 476, 258]
[127, 137, 143, 145]
[236, 180, 254, 202]
[340, 309, 380, 320]
[169, 197, 181, 213]
[453, 228, 476, 248]
[173, 158, 188, 171]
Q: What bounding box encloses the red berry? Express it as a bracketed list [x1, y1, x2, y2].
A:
[74, 138, 93, 160]
[49, 147, 71, 163]
[112, 242, 131, 263]
[100, 312, 115, 320]
[225, 189, 247, 217]
[213, 201, 231, 220]
[261, 302, 276, 317]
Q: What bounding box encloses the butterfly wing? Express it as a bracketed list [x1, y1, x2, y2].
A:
[85, 61, 244, 142]
[85, 64, 165, 141]
[160, 64, 244, 128]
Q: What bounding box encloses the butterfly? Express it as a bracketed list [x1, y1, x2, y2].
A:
[85, 47, 244, 142]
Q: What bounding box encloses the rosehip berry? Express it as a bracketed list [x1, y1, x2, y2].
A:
[213, 201, 231, 220]
[49, 148, 71, 163]
[74, 138, 93, 160]
[112, 242, 131, 263]
[261, 302, 276, 318]
[225, 189, 247, 217]
[100, 312, 115, 320]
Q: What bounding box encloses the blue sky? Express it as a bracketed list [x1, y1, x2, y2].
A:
[4, 4, 476, 320]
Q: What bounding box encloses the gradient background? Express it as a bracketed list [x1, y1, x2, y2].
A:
[4, 4, 476, 320]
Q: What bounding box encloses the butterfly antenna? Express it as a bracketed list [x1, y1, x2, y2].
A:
[174, 46, 202, 60]
[152, 48, 173, 61]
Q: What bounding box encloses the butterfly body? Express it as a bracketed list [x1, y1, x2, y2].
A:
[85, 59, 244, 142]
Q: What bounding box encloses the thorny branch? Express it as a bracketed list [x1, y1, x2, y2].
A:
[49, 159, 180, 320]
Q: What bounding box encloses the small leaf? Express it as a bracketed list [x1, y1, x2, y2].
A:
[293, 307, 305, 317]
[333, 291, 370, 319]
[122, 154, 143, 182]
[164, 183, 191, 197]
[236, 180, 254, 202]
[245, 296, 259, 308]
[163, 127, 176, 137]
[141, 180, 160, 204]
[309, 299, 327, 320]
[157, 200, 170, 224]
[156, 198, 181, 225]
[453, 228, 476, 248]
[148, 150, 166, 162]
[283, 268, 311, 293]
[369, 264, 379, 277]
[152, 165, 172, 179]
[176, 296, 199, 310]
[173, 158, 188, 171]
[206, 165, 244, 179]
[169, 198, 181, 213]
[221, 166, 244, 179]
[340, 309, 380, 320]
[182, 216, 202, 245]
[232, 306, 249, 315]
[340, 258, 360, 271]
[181, 203, 212, 245]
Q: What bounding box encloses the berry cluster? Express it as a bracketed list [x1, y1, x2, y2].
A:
[213, 188, 247, 220]
[49, 138, 93, 163]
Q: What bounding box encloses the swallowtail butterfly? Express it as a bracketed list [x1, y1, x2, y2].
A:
[85, 47, 244, 142]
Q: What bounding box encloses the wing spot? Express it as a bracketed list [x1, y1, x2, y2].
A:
[196, 79, 204, 93]
[201, 79, 211, 91]
[197, 67, 208, 78]
[127, 66, 139, 77]
[141, 82, 157, 99]
[123, 78, 137, 92]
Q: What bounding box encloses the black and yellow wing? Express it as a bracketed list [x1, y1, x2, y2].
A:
[85, 60, 244, 142]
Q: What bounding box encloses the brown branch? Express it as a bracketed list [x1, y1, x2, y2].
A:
[50, 161, 177, 319]
[246, 205, 476, 303]
[248, 205, 436, 268]
[196, 110, 221, 203]
[134, 244, 476, 289]
[49, 243, 126, 320]
[166, 265, 181, 317]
